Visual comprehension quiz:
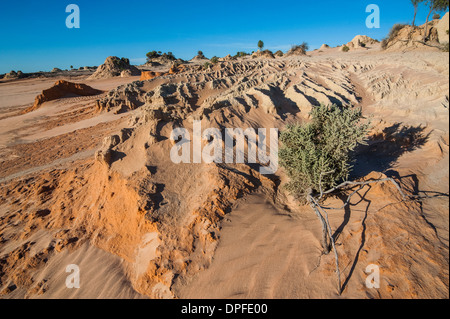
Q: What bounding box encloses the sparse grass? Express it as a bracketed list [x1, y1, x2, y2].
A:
[234, 51, 250, 58]
[388, 24, 407, 40]
[381, 24, 408, 50]
[290, 42, 309, 54]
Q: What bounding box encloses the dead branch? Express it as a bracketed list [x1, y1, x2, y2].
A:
[307, 176, 449, 296]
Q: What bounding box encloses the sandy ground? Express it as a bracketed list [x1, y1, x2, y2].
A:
[0, 44, 448, 299]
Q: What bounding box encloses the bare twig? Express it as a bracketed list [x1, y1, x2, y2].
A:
[306, 174, 449, 296]
[311, 196, 342, 295]
[307, 189, 331, 255]
[321, 177, 408, 199]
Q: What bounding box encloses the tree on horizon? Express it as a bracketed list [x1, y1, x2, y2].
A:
[257, 40, 264, 51]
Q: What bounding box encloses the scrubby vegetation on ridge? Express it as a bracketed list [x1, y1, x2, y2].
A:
[381, 24, 408, 50]
[146, 51, 176, 63]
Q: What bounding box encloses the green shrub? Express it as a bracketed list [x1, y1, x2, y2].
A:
[234, 51, 250, 58]
[342, 45, 350, 52]
[210, 56, 219, 64]
[433, 13, 441, 20]
[279, 104, 370, 201]
[203, 62, 212, 70]
[146, 51, 160, 60]
[274, 50, 284, 57]
[440, 42, 449, 52]
[146, 51, 176, 62]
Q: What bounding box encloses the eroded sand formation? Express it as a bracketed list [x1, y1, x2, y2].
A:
[25, 80, 103, 114]
[89, 56, 141, 80]
[0, 38, 449, 299]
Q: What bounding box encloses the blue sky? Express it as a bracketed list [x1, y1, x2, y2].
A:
[0, 0, 446, 73]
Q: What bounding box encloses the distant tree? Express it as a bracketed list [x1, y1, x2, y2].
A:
[423, 0, 449, 40]
[257, 40, 264, 51]
[146, 51, 161, 62]
[70, 65, 73, 69]
[411, 0, 425, 26]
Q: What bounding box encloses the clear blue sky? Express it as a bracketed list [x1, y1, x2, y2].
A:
[0, 0, 446, 73]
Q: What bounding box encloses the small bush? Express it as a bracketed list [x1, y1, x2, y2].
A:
[342, 45, 350, 52]
[203, 62, 212, 70]
[210, 56, 219, 64]
[433, 13, 441, 20]
[146, 51, 176, 63]
[146, 51, 160, 60]
[234, 51, 250, 58]
[440, 42, 449, 52]
[279, 104, 370, 201]
[290, 42, 309, 54]
[274, 50, 284, 57]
